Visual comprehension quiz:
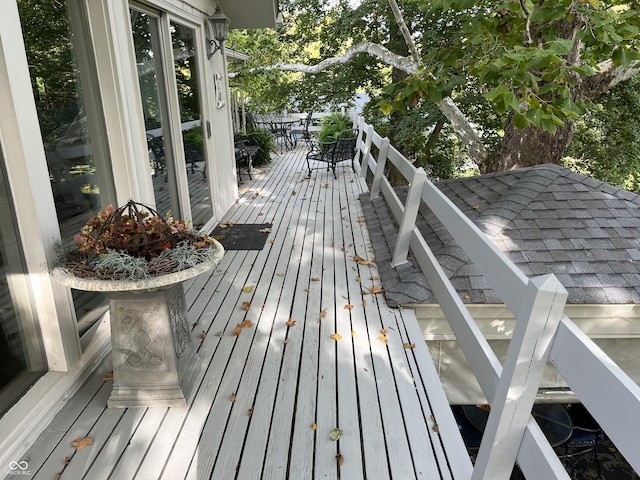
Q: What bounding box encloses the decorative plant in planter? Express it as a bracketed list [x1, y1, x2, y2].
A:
[56, 200, 220, 281]
[52, 200, 224, 408]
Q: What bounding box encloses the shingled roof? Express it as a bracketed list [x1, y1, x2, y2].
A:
[360, 164, 640, 306]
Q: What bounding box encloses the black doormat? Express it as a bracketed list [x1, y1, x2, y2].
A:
[211, 223, 272, 250]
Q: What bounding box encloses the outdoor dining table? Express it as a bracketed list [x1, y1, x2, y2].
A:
[254, 114, 300, 151]
[462, 403, 573, 447]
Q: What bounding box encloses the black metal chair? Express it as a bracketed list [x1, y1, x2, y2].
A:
[306, 129, 358, 178]
[558, 403, 604, 478]
[234, 135, 260, 181]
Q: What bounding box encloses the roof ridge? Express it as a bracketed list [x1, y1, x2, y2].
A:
[474, 165, 557, 237]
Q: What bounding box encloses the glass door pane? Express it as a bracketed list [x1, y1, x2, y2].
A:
[170, 21, 212, 229]
[17, 0, 112, 335]
[131, 8, 180, 219]
[0, 143, 46, 418]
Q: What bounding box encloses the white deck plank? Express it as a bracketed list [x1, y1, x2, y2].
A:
[10, 145, 465, 480]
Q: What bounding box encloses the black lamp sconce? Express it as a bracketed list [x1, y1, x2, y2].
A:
[207, 5, 230, 59]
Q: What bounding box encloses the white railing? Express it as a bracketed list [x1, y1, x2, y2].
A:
[354, 116, 640, 479]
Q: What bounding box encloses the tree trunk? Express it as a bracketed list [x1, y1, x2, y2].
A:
[482, 118, 575, 173]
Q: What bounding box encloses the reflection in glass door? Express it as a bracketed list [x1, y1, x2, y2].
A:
[170, 21, 213, 229]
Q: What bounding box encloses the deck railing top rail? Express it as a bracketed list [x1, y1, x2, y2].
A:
[354, 115, 640, 479]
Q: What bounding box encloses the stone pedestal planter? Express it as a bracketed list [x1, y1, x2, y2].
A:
[53, 242, 223, 408]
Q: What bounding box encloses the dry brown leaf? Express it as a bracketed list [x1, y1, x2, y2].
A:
[241, 301, 251, 311]
[286, 318, 296, 327]
[241, 320, 253, 329]
[320, 308, 328, 318]
[351, 331, 356, 337]
[284, 338, 289, 344]
[403, 343, 416, 349]
[355, 276, 361, 282]
[201, 331, 207, 340]
[304, 288, 310, 293]
[242, 285, 255, 293]
[369, 285, 383, 295]
[311, 277, 320, 282]
[101, 372, 114, 381]
[55, 473, 62, 480]
[248, 407, 254, 417]
[231, 393, 237, 402]
[380, 329, 388, 335]
[336, 453, 344, 468]
[344, 304, 354, 310]
[330, 333, 343, 341]
[232, 324, 243, 336]
[71, 437, 93, 451]
[269, 239, 275, 245]
[377, 335, 388, 345]
[311, 422, 317, 430]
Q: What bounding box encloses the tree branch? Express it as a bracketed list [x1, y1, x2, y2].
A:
[273, 41, 419, 75]
[387, 0, 421, 64]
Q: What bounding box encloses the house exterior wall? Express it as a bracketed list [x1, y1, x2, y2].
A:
[0, 0, 276, 469]
[416, 304, 640, 404]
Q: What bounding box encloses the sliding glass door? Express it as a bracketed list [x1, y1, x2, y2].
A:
[131, 7, 213, 228]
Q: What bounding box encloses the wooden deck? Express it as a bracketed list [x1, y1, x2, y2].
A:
[11, 146, 470, 480]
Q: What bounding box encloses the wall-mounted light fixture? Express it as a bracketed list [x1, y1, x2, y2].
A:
[207, 6, 230, 59]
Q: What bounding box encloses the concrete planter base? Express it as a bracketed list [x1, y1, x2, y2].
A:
[107, 284, 200, 408]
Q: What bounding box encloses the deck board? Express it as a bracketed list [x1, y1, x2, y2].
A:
[9, 145, 471, 480]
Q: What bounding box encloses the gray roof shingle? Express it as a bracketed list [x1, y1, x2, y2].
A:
[360, 164, 640, 306]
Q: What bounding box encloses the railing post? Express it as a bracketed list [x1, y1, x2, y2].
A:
[370, 137, 390, 199]
[471, 274, 568, 480]
[392, 167, 427, 266]
[359, 123, 374, 179]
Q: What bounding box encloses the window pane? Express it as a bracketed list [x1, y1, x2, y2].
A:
[18, 0, 111, 333]
[170, 22, 213, 228]
[0, 142, 46, 418]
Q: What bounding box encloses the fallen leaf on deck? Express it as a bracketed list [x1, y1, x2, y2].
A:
[323, 183, 330, 188]
[259, 228, 272, 233]
[329, 428, 342, 441]
[304, 288, 310, 293]
[241, 301, 251, 311]
[201, 331, 207, 340]
[258, 212, 264, 216]
[377, 335, 388, 345]
[337, 453, 344, 468]
[242, 285, 255, 293]
[291, 190, 297, 195]
[369, 286, 383, 295]
[284, 338, 289, 344]
[276, 272, 285, 277]
[403, 343, 416, 349]
[214, 331, 224, 337]
[463, 295, 471, 299]
[473, 205, 480, 209]
[101, 372, 113, 381]
[232, 324, 243, 336]
[355, 276, 361, 282]
[351, 331, 356, 336]
[270, 239, 275, 245]
[344, 304, 354, 310]
[380, 329, 388, 335]
[330, 333, 343, 341]
[241, 320, 253, 328]
[311, 277, 320, 282]
[231, 393, 236, 402]
[370, 276, 379, 281]
[286, 318, 296, 327]
[311, 422, 317, 430]
[248, 407, 254, 417]
[71, 437, 93, 451]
